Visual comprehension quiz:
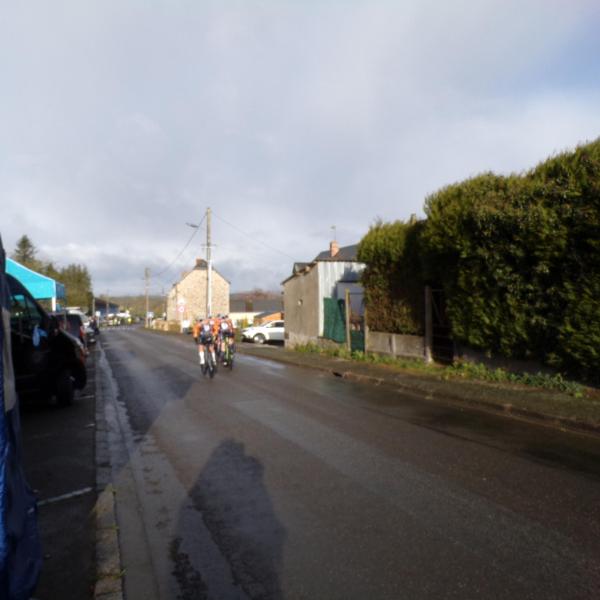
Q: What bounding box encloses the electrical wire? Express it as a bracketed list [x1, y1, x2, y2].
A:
[212, 211, 298, 262]
[154, 214, 206, 279]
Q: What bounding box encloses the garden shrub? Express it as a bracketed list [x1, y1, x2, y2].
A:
[357, 220, 425, 335]
[423, 139, 600, 378]
[359, 139, 600, 379]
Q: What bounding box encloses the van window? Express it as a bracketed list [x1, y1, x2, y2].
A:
[10, 293, 44, 335]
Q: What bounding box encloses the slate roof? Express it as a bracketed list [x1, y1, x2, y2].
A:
[313, 244, 360, 262]
[293, 262, 310, 273]
[282, 243, 364, 285]
[175, 258, 230, 285]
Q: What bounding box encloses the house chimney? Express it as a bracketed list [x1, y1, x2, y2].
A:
[330, 240, 339, 257]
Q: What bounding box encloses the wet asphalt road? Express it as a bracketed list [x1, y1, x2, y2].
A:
[100, 327, 600, 600]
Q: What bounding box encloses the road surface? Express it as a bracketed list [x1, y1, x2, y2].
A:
[100, 327, 600, 599]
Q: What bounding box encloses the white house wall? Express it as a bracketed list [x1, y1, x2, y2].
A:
[317, 261, 365, 335]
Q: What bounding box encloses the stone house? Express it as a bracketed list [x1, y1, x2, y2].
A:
[282, 241, 365, 348]
[166, 259, 230, 324]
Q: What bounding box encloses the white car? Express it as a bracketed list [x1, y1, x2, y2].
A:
[242, 320, 285, 344]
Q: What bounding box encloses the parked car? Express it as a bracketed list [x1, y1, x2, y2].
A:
[50, 311, 88, 350]
[83, 320, 97, 344]
[241, 320, 285, 344]
[66, 312, 88, 348]
[8, 274, 87, 406]
[68, 309, 96, 346]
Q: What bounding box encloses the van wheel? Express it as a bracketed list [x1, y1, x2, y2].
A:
[253, 334, 266, 344]
[56, 370, 74, 406]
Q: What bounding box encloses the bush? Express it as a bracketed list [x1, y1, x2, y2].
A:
[358, 139, 600, 380]
[422, 139, 600, 378]
[357, 220, 425, 335]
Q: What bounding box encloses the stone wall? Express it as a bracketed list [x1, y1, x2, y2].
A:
[367, 331, 425, 360]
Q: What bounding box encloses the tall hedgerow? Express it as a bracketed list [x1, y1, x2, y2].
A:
[422, 139, 600, 378]
[528, 141, 600, 374]
[357, 220, 424, 334]
[358, 138, 600, 378]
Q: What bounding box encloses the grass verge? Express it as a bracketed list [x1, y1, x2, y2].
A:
[293, 343, 587, 397]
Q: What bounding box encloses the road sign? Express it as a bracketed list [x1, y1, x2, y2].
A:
[177, 305, 185, 313]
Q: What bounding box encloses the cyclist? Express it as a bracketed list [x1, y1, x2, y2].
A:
[218, 314, 235, 365]
[211, 314, 222, 359]
[192, 317, 202, 353]
[194, 316, 216, 372]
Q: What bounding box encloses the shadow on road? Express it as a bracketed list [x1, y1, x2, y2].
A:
[173, 439, 287, 600]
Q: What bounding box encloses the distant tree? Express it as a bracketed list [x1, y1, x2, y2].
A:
[11, 235, 41, 270]
[10, 236, 95, 311]
[40, 261, 61, 281]
[59, 264, 92, 309]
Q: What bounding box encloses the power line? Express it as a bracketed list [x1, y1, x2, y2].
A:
[212, 211, 298, 262]
[154, 214, 206, 279]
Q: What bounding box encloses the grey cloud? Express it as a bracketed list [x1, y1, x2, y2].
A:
[2, 1, 600, 295]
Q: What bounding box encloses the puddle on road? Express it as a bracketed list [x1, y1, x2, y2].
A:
[330, 376, 600, 481]
[521, 444, 600, 479]
[404, 403, 600, 480]
[238, 354, 287, 371]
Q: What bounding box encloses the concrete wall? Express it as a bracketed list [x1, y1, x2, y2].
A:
[283, 266, 320, 347]
[367, 331, 425, 360]
[455, 344, 555, 376]
[166, 268, 229, 323]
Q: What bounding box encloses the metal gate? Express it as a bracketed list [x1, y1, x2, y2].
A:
[322, 293, 365, 352]
[431, 288, 454, 363]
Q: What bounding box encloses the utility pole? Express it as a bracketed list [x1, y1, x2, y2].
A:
[144, 267, 150, 327]
[345, 288, 351, 352]
[206, 206, 212, 317]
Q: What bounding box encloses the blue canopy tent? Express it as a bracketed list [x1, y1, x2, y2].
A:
[5, 258, 65, 310]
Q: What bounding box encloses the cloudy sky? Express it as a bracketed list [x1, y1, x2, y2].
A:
[2, 1, 600, 295]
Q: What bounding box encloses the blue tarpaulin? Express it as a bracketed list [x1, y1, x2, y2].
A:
[5, 258, 65, 302]
[0, 240, 42, 599]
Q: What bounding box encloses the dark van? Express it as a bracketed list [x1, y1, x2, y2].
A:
[7, 273, 87, 406]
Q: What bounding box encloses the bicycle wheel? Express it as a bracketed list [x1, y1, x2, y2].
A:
[202, 348, 211, 376]
[208, 350, 217, 378]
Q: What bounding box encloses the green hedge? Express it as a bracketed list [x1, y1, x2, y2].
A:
[357, 220, 425, 335]
[358, 139, 600, 378]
